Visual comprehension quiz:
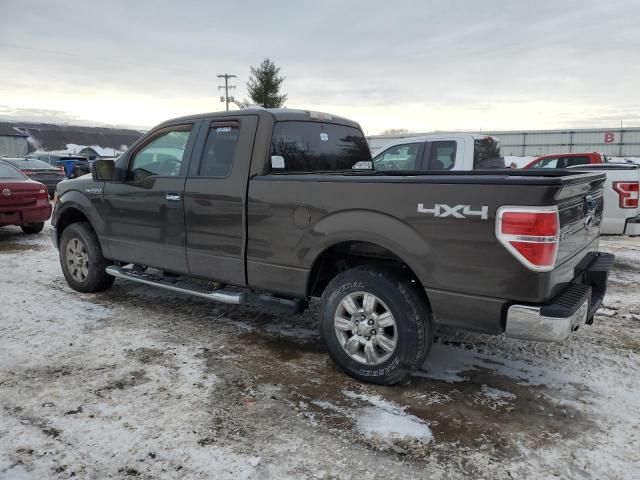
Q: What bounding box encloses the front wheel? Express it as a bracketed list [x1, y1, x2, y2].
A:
[21, 222, 45, 234]
[59, 222, 114, 293]
[320, 266, 433, 385]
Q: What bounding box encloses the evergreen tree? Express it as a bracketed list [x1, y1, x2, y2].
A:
[246, 58, 288, 108]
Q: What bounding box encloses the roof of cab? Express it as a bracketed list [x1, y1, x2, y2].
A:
[157, 108, 361, 130]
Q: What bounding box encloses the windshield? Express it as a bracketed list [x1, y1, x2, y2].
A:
[4, 158, 54, 169]
[0, 162, 26, 179]
[270, 121, 371, 172]
[474, 137, 504, 169]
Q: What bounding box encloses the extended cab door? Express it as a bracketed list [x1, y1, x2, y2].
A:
[184, 115, 259, 285]
[102, 123, 198, 273]
[417, 137, 466, 170]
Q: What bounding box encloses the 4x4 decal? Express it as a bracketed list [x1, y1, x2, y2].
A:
[417, 203, 489, 220]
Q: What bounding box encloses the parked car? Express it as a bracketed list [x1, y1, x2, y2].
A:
[568, 163, 640, 236]
[0, 160, 52, 234]
[37, 154, 90, 178]
[51, 109, 613, 385]
[1, 157, 66, 198]
[525, 152, 605, 169]
[368, 133, 505, 171]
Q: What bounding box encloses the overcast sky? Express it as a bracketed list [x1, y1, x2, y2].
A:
[1, 0, 639, 134]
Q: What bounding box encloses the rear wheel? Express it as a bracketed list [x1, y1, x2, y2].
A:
[21, 222, 44, 234]
[320, 266, 432, 385]
[60, 222, 114, 292]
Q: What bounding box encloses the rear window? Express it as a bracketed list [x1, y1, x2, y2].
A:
[0, 163, 26, 179]
[563, 156, 590, 167]
[4, 159, 53, 169]
[474, 137, 504, 169]
[270, 121, 371, 172]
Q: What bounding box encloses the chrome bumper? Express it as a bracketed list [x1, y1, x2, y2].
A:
[504, 252, 616, 342]
[506, 297, 589, 342]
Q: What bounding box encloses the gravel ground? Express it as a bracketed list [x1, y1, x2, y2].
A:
[0, 225, 638, 479]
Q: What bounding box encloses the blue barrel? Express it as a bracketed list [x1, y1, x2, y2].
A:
[58, 159, 79, 178]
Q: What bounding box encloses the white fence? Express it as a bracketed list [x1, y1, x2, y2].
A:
[367, 127, 640, 157]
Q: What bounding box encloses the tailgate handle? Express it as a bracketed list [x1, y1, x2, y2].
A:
[585, 194, 596, 213]
[165, 193, 181, 202]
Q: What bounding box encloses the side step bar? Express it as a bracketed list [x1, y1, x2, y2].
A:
[105, 265, 246, 305]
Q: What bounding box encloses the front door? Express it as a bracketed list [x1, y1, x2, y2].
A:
[184, 115, 258, 285]
[102, 123, 198, 274]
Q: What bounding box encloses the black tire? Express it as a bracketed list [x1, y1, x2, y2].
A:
[320, 266, 433, 385]
[59, 222, 114, 293]
[21, 222, 45, 234]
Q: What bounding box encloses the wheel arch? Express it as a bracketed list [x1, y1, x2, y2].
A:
[54, 192, 107, 255]
[303, 211, 431, 299]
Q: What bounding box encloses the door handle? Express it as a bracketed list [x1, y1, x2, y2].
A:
[166, 193, 181, 202]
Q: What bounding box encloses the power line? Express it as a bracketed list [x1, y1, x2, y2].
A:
[217, 74, 237, 111]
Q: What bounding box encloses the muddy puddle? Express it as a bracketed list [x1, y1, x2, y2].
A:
[193, 328, 596, 463]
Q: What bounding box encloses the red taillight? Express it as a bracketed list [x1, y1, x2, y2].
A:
[497, 207, 559, 271]
[613, 181, 639, 209]
[22, 170, 35, 175]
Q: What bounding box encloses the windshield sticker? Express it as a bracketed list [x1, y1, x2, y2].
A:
[320, 133, 329, 142]
[216, 127, 232, 132]
[271, 155, 285, 169]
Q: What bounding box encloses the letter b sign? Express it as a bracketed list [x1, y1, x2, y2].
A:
[604, 132, 615, 144]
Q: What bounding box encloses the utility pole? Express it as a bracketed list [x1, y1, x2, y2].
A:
[217, 74, 237, 111]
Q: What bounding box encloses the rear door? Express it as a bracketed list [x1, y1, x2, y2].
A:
[184, 115, 258, 285]
[102, 123, 198, 273]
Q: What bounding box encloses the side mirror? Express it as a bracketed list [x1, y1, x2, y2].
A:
[91, 159, 116, 182]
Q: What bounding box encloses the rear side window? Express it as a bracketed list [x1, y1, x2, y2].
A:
[562, 156, 590, 167]
[428, 141, 456, 170]
[270, 121, 370, 172]
[0, 163, 25, 179]
[198, 124, 240, 177]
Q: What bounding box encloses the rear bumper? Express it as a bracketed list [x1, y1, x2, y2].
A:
[624, 214, 640, 236]
[505, 252, 615, 342]
[0, 205, 52, 226]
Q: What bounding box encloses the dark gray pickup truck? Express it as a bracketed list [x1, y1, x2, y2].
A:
[51, 108, 614, 384]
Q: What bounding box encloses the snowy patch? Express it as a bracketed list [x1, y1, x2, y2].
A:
[343, 390, 433, 443]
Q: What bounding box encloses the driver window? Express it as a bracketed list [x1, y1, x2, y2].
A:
[372, 143, 419, 171]
[534, 157, 559, 168]
[130, 127, 192, 180]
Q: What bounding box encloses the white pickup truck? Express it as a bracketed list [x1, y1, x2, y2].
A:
[369, 133, 504, 171]
[569, 163, 640, 236]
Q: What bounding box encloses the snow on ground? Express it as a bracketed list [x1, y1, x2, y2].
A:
[504, 156, 536, 168]
[0, 224, 639, 479]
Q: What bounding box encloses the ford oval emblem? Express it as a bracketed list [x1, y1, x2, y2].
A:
[2, 188, 10, 197]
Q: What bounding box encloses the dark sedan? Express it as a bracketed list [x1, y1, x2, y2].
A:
[1, 157, 66, 198]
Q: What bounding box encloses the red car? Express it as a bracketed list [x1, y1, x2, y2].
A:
[0, 160, 52, 234]
[525, 152, 605, 169]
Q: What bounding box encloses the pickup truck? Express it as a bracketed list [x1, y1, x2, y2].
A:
[525, 152, 605, 169]
[568, 163, 640, 236]
[369, 133, 505, 171]
[50, 108, 614, 385]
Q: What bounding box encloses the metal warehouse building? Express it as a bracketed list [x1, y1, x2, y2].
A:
[367, 127, 640, 157]
[0, 123, 29, 157]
